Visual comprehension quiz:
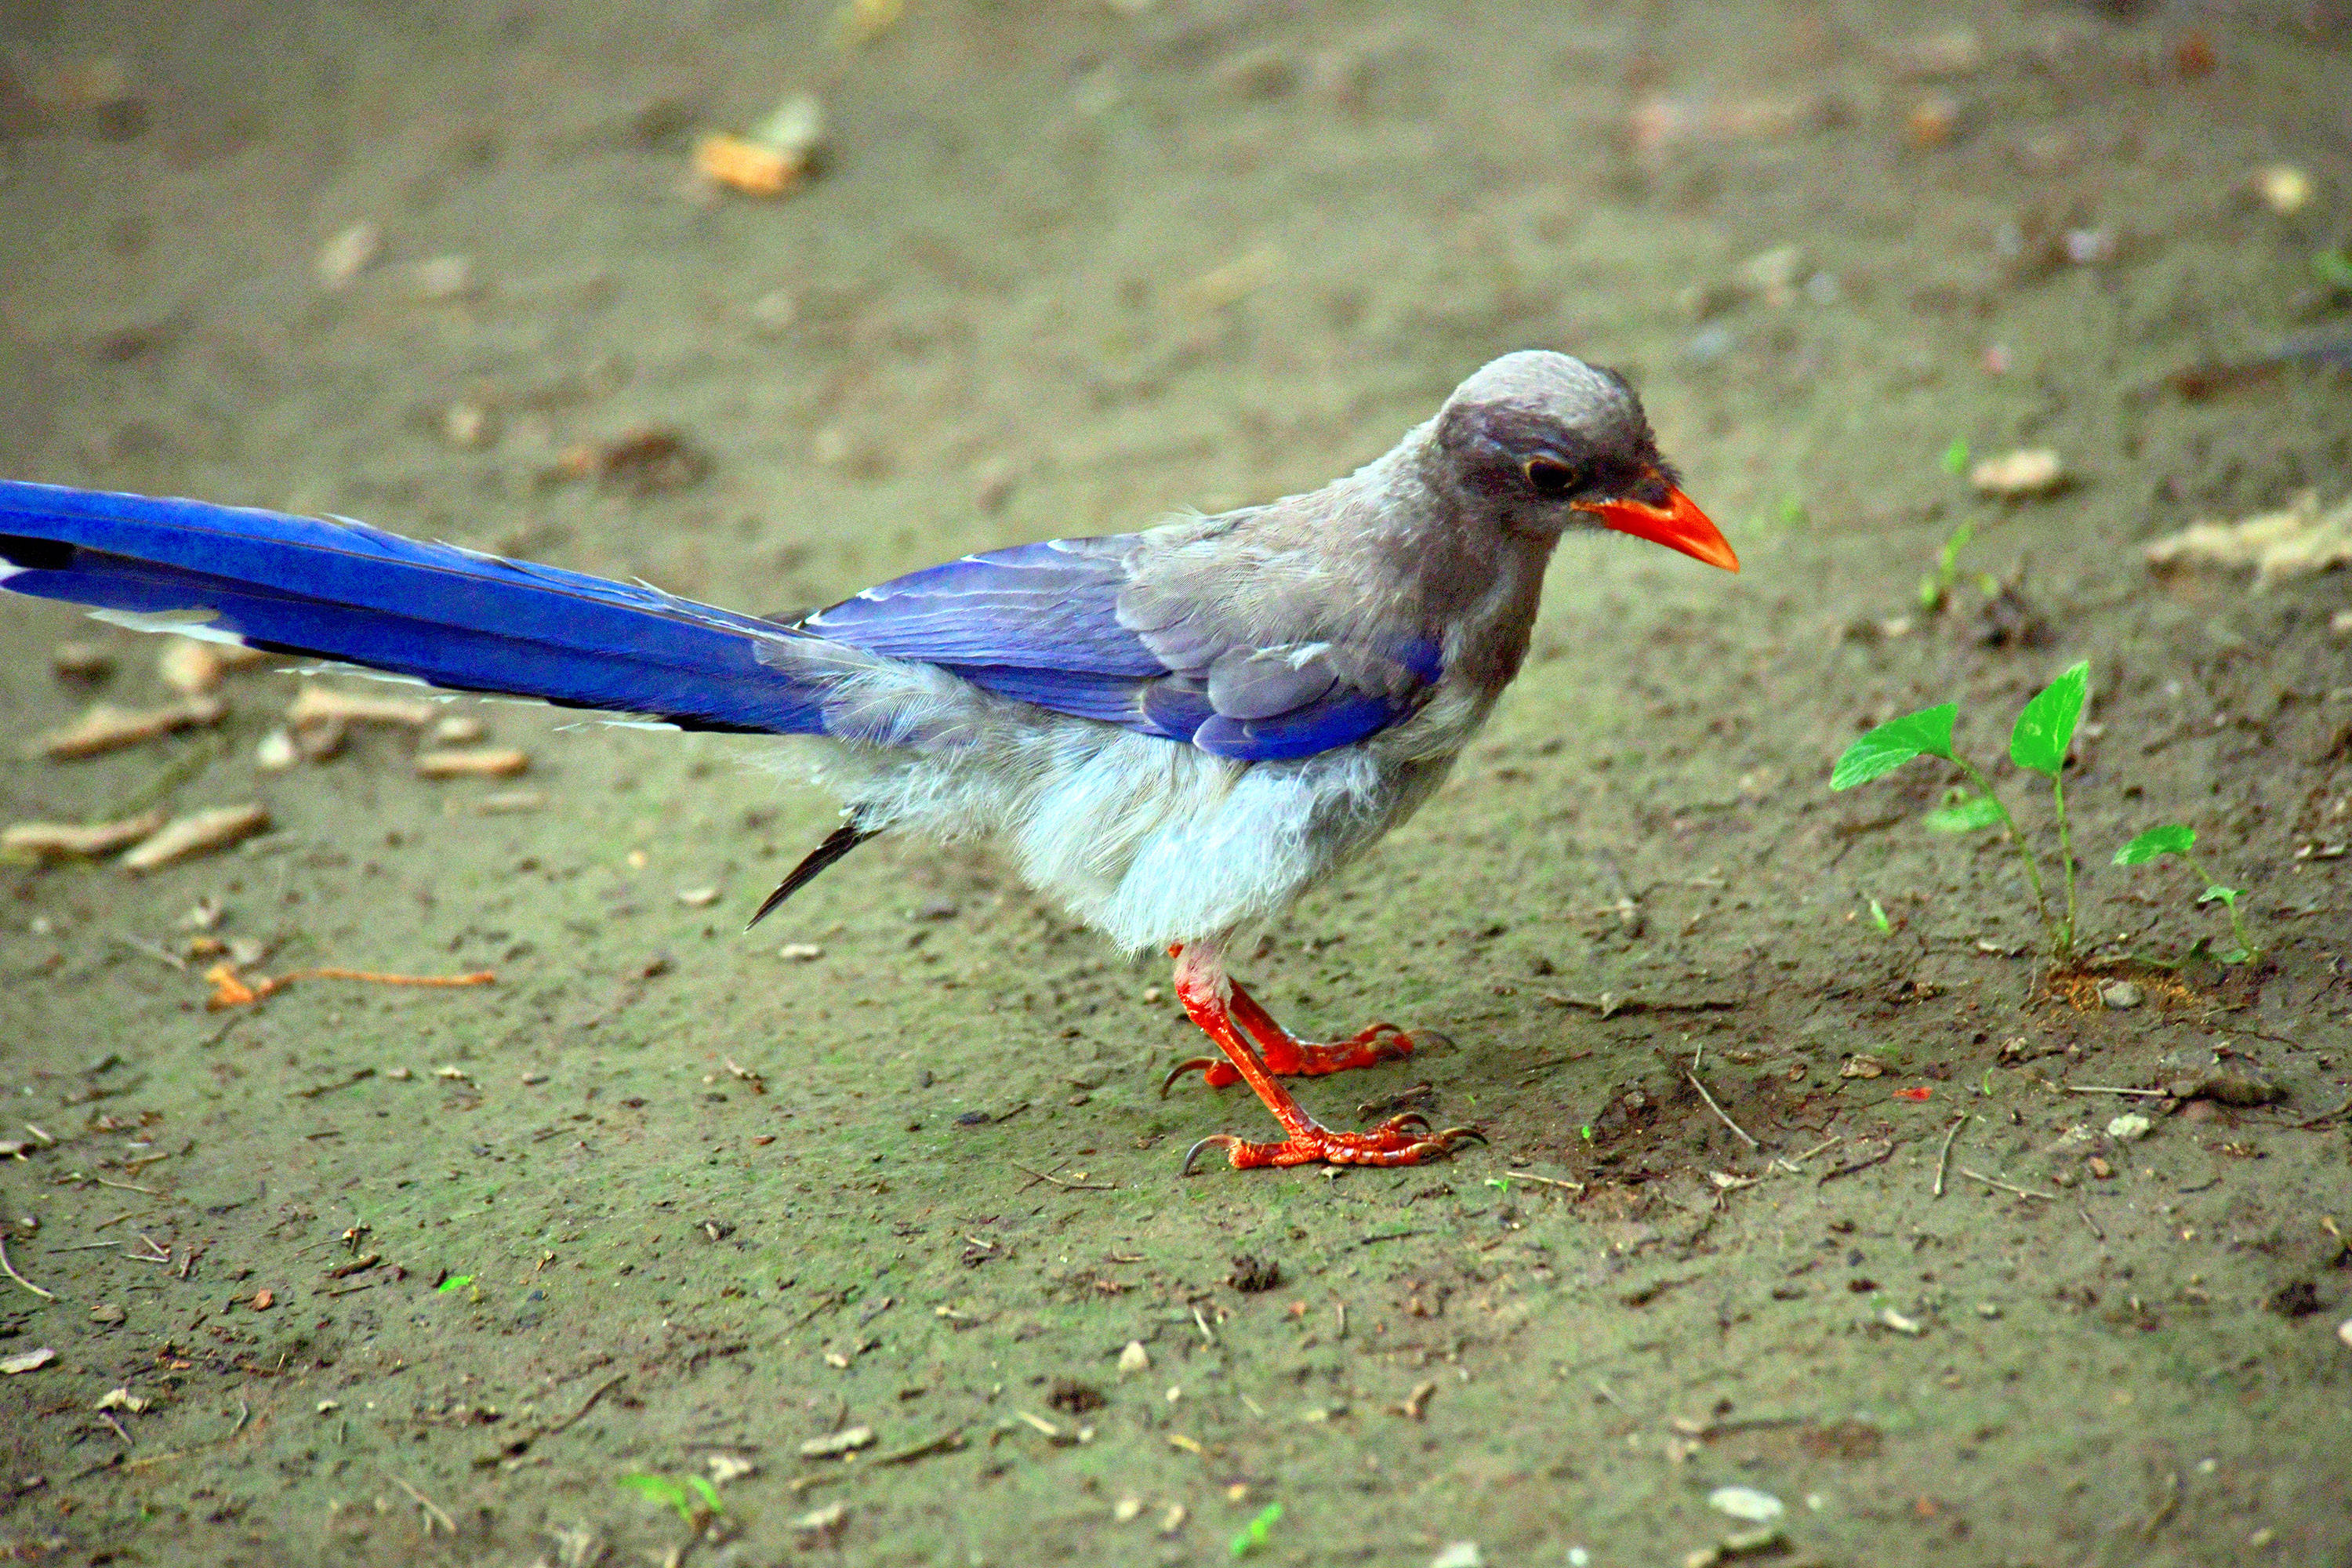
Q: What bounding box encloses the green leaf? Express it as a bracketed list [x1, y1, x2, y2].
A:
[2315, 249, 2352, 290]
[1231, 1504, 1283, 1558]
[619, 1475, 692, 1523]
[437, 1275, 472, 1294]
[1925, 795, 2005, 833]
[2197, 884, 2239, 908]
[1940, 437, 1970, 476]
[2114, 824, 2194, 866]
[1867, 898, 1893, 936]
[1831, 703, 1958, 791]
[2009, 662, 2089, 778]
[687, 1475, 723, 1512]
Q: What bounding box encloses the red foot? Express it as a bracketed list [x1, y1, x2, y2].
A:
[1183, 1112, 1484, 1173]
[1162, 1022, 1427, 1094]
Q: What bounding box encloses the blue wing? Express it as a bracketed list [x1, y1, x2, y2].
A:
[801, 536, 1440, 760]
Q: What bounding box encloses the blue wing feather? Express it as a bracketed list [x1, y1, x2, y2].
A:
[0, 481, 826, 735]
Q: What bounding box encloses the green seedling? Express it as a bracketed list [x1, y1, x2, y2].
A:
[2114, 825, 2259, 964]
[1917, 521, 2002, 614]
[619, 1472, 722, 1526]
[1940, 437, 1971, 477]
[436, 1274, 472, 1294]
[2314, 249, 2352, 291]
[1230, 1503, 1283, 1559]
[1867, 898, 1893, 936]
[1832, 662, 2089, 960]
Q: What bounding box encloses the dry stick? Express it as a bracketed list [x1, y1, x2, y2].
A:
[1686, 1059, 1761, 1151]
[1818, 1142, 1896, 1185]
[1510, 1172, 1586, 1193]
[1957, 1167, 2055, 1201]
[1009, 1163, 1116, 1192]
[0, 1233, 56, 1300]
[1933, 1116, 1965, 1199]
[390, 1473, 456, 1536]
[2077, 1204, 2106, 1242]
[539, 1374, 627, 1438]
[2062, 1085, 2172, 1098]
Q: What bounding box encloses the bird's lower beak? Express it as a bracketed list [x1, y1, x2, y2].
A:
[1575, 482, 1740, 573]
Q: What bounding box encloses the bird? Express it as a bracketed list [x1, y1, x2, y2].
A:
[0, 349, 1737, 1173]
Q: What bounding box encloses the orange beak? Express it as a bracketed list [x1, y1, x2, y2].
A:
[1574, 481, 1740, 573]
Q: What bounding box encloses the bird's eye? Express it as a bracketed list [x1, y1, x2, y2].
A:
[1523, 458, 1577, 498]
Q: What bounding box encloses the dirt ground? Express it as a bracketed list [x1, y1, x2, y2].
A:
[2, 1, 2349, 1563]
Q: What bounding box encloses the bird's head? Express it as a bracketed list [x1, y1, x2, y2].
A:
[1428, 350, 1739, 572]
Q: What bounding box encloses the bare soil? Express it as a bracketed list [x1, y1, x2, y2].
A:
[1, 2, 2348, 1564]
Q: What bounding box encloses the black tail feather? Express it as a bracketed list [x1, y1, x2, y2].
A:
[746, 822, 877, 931]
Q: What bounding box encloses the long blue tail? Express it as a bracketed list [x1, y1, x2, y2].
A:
[0, 479, 826, 735]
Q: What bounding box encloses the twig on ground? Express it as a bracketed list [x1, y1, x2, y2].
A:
[1685, 1062, 1760, 1151]
[1958, 1167, 2054, 1201]
[2061, 1084, 2172, 1098]
[1817, 1141, 1895, 1185]
[1933, 1116, 1965, 1199]
[539, 1374, 626, 1437]
[390, 1473, 456, 1536]
[1009, 1163, 1116, 1192]
[0, 1233, 56, 1300]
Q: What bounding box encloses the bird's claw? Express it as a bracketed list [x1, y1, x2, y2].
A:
[1160, 1057, 1225, 1098]
[1162, 1024, 1425, 1096]
[1181, 1116, 1483, 1174]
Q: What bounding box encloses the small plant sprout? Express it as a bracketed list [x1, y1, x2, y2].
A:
[1918, 521, 2001, 615]
[619, 1472, 723, 1526]
[2114, 825, 2259, 964]
[1831, 661, 2090, 960]
[1230, 1503, 1283, 1559]
[1940, 437, 1971, 477]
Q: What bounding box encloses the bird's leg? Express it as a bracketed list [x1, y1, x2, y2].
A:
[1168, 941, 1480, 1174]
[1160, 951, 1432, 1095]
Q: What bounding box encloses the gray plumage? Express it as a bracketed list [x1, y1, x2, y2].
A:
[760, 350, 1688, 953]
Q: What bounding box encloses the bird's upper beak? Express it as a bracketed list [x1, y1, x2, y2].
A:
[1574, 474, 1740, 573]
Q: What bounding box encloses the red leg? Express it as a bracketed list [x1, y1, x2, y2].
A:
[1168, 942, 1480, 1174]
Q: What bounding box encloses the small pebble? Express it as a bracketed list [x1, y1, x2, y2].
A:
[1113, 1496, 1144, 1523]
[315, 221, 383, 289]
[1971, 448, 2067, 498]
[1428, 1546, 1482, 1568]
[253, 728, 299, 771]
[430, 714, 485, 745]
[441, 401, 498, 449]
[409, 254, 476, 302]
[1880, 1306, 1926, 1336]
[797, 1425, 873, 1458]
[749, 289, 798, 336]
[158, 638, 224, 695]
[778, 943, 824, 962]
[51, 641, 115, 683]
[1707, 1486, 1784, 1524]
[1117, 1341, 1151, 1376]
[2256, 165, 2310, 216]
[2107, 1113, 2153, 1142]
[2098, 981, 2143, 1010]
[2338, 1318, 2351, 1350]
[677, 887, 721, 908]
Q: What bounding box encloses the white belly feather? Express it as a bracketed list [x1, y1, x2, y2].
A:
[769, 644, 1493, 951]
